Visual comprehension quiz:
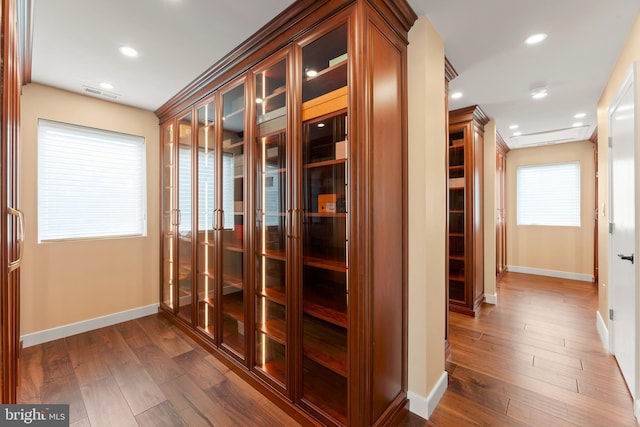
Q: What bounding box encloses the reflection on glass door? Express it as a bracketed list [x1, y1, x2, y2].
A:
[162, 123, 175, 309]
[177, 112, 194, 324]
[221, 81, 246, 357]
[196, 100, 216, 338]
[300, 24, 349, 424]
[254, 58, 288, 388]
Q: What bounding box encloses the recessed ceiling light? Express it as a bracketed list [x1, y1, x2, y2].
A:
[530, 86, 548, 99]
[509, 124, 519, 130]
[256, 98, 263, 104]
[572, 122, 584, 127]
[317, 123, 325, 128]
[119, 46, 139, 58]
[451, 92, 463, 99]
[100, 82, 114, 90]
[305, 68, 318, 77]
[524, 33, 548, 45]
[513, 131, 522, 137]
[574, 112, 586, 119]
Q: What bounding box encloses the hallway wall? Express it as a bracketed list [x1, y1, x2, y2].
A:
[20, 83, 159, 336]
[596, 9, 640, 364]
[506, 141, 595, 280]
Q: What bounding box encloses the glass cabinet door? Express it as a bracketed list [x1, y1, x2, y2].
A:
[177, 112, 194, 324]
[161, 122, 176, 310]
[254, 57, 288, 387]
[221, 81, 246, 357]
[300, 24, 349, 424]
[196, 100, 216, 338]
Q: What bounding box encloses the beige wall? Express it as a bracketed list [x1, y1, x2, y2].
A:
[596, 12, 640, 329]
[407, 15, 447, 408]
[506, 141, 595, 278]
[20, 83, 159, 335]
[483, 120, 497, 299]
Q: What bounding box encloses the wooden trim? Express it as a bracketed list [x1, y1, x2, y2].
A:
[445, 57, 458, 83]
[496, 131, 510, 154]
[449, 104, 489, 128]
[589, 126, 598, 143]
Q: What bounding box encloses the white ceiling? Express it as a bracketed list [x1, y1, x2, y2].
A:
[31, 0, 640, 149]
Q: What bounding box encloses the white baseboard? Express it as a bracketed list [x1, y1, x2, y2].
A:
[408, 371, 448, 419]
[21, 303, 159, 348]
[506, 265, 593, 283]
[484, 293, 498, 304]
[596, 309, 610, 352]
[635, 399, 640, 423]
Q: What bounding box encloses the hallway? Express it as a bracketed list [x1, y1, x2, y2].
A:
[422, 272, 637, 426]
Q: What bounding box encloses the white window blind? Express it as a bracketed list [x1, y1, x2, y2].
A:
[38, 119, 147, 242]
[516, 161, 580, 227]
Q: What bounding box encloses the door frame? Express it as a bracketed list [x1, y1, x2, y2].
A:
[607, 62, 639, 409]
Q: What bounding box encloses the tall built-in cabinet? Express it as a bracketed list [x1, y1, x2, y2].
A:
[158, 1, 416, 425]
[447, 105, 487, 316]
[496, 134, 508, 276]
[1, 0, 26, 403]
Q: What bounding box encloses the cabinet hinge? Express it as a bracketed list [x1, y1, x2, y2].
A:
[608, 136, 613, 148]
[609, 222, 615, 234]
[609, 309, 614, 321]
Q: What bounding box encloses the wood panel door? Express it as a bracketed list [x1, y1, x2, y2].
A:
[1, 0, 23, 404]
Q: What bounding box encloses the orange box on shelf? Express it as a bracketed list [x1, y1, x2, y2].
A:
[318, 194, 337, 213]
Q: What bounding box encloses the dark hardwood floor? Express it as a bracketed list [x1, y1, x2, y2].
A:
[19, 272, 636, 426]
[408, 272, 637, 427]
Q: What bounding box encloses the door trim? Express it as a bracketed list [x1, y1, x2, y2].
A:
[607, 61, 639, 406]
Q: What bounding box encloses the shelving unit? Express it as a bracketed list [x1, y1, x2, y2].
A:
[447, 105, 488, 316]
[158, 1, 415, 425]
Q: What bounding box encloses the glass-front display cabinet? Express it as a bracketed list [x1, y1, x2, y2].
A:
[157, 1, 414, 425]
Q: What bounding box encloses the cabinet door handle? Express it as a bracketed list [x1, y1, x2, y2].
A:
[293, 208, 301, 239]
[8, 207, 24, 272]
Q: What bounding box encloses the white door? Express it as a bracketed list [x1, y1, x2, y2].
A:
[609, 63, 638, 399]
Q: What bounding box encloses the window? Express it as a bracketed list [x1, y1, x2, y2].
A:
[38, 119, 147, 242]
[517, 161, 580, 227]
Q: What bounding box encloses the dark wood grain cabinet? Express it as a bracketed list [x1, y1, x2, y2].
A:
[448, 105, 488, 316]
[1, 0, 25, 404]
[157, 1, 416, 425]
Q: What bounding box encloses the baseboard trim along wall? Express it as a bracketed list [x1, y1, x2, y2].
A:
[596, 309, 610, 352]
[21, 303, 160, 348]
[506, 265, 593, 283]
[635, 399, 640, 422]
[408, 371, 448, 419]
[484, 293, 498, 304]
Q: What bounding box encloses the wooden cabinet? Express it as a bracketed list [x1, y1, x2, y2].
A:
[1, 0, 25, 403]
[448, 105, 488, 316]
[496, 135, 508, 276]
[157, 1, 416, 425]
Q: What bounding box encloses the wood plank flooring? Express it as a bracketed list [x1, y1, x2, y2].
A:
[403, 272, 637, 427]
[19, 272, 636, 426]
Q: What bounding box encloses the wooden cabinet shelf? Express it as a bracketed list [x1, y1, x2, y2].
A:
[223, 292, 244, 322]
[257, 319, 286, 344]
[303, 256, 347, 272]
[303, 316, 347, 377]
[304, 158, 347, 169]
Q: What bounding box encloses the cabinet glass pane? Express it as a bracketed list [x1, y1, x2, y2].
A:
[196, 101, 216, 337]
[302, 25, 348, 103]
[162, 124, 175, 309]
[222, 82, 245, 356]
[301, 104, 348, 422]
[255, 58, 288, 385]
[178, 113, 193, 324]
